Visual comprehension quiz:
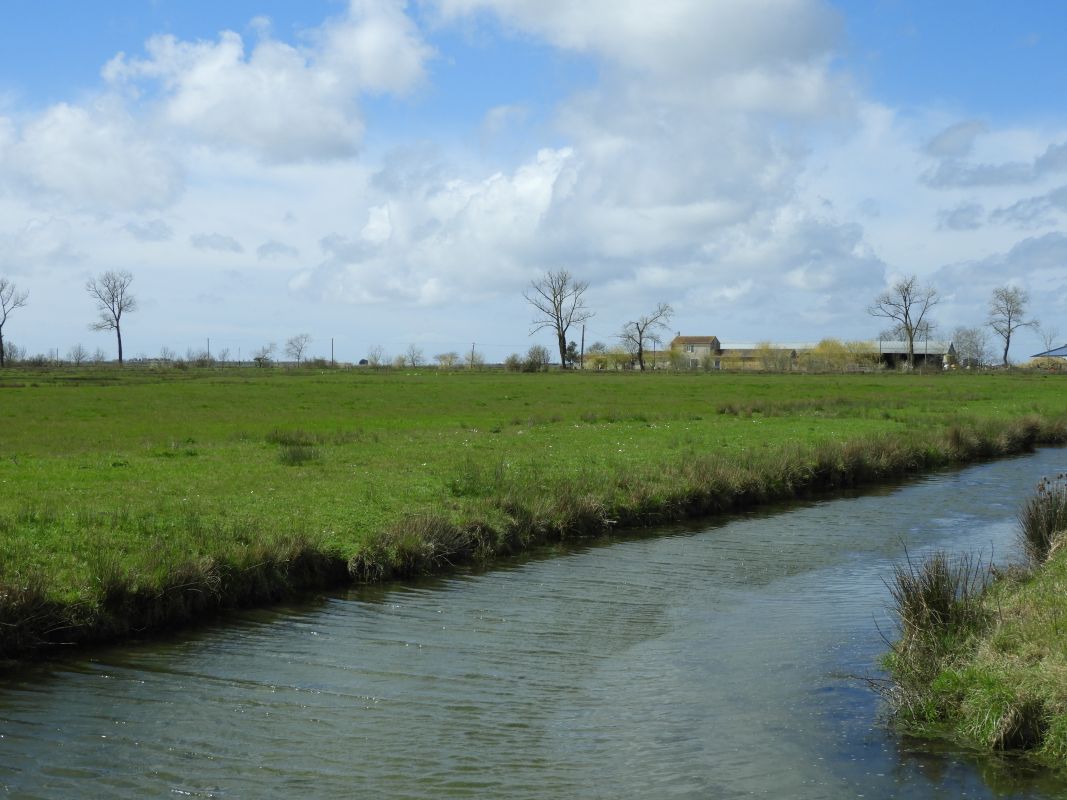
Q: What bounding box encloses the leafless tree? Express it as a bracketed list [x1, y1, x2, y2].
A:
[67, 343, 89, 366]
[0, 277, 29, 368]
[285, 333, 312, 364]
[367, 345, 387, 368]
[253, 342, 276, 366]
[988, 285, 1035, 366]
[868, 275, 940, 369]
[216, 347, 230, 364]
[1038, 322, 1060, 355]
[465, 348, 485, 370]
[619, 302, 673, 371]
[524, 269, 593, 367]
[87, 270, 136, 364]
[406, 344, 425, 367]
[952, 325, 991, 368]
[91, 347, 107, 364]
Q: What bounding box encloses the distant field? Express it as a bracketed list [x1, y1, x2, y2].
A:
[1, 366, 1065, 656]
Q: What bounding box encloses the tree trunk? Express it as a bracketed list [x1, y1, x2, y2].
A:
[557, 330, 567, 368]
[1002, 337, 1010, 367]
[0, 327, 5, 368]
[116, 326, 123, 365]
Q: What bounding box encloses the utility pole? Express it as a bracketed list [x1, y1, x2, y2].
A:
[207, 338, 211, 359]
[470, 342, 476, 370]
[331, 337, 335, 366]
[580, 324, 585, 370]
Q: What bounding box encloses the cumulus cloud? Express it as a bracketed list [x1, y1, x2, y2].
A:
[0, 102, 182, 212]
[103, 0, 433, 162]
[190, 233, 244, 252]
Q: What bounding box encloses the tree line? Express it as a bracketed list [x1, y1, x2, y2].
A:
[0, 268, 1055, 370]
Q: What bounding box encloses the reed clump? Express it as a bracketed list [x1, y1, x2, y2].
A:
[883, 478, 1067, 768]
[1017, 475, 1067, 565]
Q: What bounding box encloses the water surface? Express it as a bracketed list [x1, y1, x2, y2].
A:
[3, 450, 1067, 798]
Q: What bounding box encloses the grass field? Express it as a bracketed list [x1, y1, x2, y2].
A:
[1, 366, 1065, 658]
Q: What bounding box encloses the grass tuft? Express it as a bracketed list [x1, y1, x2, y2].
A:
[1018, 475, 1067, 565]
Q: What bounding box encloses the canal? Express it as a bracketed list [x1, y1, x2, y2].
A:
[3, 449, 1066, 798]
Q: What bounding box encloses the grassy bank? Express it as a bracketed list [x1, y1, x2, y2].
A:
[884, 477, 1067, 769]
[1, 367, 1065, 661]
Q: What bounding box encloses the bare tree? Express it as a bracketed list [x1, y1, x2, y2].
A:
[465, 348, 485, 370]
[87, 270, 136, 364]
[367, 345, 386, 368]
[524, 269, 593, 367]
[952, 325, 991, 368]
[619, 302, 673, 371]
[285, 333, 312, 364]
[988, 285, 1035, 366]
[867, 275, 940, 369]
[406, 344, 425, 367]
[0, 277, 29, 368]
[253, 342, 276, 366]
[1038, 322, 1060, 355]
[67, 344, 89, 366]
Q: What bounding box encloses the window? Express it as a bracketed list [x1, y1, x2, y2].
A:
[685, 344, 694, 352]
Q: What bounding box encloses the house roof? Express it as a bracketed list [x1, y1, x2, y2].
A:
[875, 340, 952, 355]
[670, 335, 719, 346]
[1032, 345, 1067, 358]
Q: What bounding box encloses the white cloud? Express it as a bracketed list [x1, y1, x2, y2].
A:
[257, 240, 299, 260]
[0, 101, 182, 212]
[103, 0, 433, 163]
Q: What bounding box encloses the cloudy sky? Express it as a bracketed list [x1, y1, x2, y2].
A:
[1, 0, 1065, 363]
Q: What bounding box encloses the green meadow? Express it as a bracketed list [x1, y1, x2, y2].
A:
[1, 366, 1065, 658]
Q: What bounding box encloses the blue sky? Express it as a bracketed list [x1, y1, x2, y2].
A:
[0, 1, 1065, 362]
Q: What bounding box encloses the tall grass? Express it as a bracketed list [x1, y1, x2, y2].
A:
[1018, 475, 1067, 565]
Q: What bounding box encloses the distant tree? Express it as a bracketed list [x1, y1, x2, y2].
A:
[524, 269, 593, 367]
[867, 275, 939, 369]
[988, 285, 1035, 366]
[565, 341, 580, 367]
[3, 341, 25, 366]
[285, 333, 312, 364]
[86, 270, 136, 365]
[67, 344, 89, 366]
[524, 344, 552, 372]
[252, 342, 276, 366]
[1038, 322, 1060, 355]
[91, 347, 107, 365]
[619, 302, 673, 371]
[367, 345, 387, 369]
[159, 345, 175, 362]
[953, 325, 991, 368]
[504, 353, 523, 372]
[0, 277, 29, 368]
[406, 344, 425, 367]
[216, 347, 230, 364]
[392, 354, 407, 369]
[466, 348, 485, 370]
[434, 351, 459, 369]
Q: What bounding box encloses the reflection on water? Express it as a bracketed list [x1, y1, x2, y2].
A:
[2, 450, 1067, 799]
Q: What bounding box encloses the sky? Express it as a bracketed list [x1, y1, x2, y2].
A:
[1, 0, 1065, 363]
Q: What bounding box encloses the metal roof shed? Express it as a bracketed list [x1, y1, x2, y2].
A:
[1032, 345, 1067, 358]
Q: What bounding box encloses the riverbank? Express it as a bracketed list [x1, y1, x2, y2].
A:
[2, 368, 1065, 661]
[885, 477, 1067, 770]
